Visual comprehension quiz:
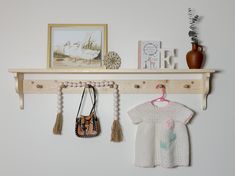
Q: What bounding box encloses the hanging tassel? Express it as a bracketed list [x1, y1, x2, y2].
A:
[111, 83, 123, 142]
[53, 113, 63, 135]
[111, 119, 123, 142]
[53, 82, 64, 135]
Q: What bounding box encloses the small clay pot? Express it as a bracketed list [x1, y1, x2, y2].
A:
[186, 43, 204, 69]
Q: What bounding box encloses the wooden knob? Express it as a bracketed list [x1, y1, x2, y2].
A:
[184, 84, 190, 88]
[134, 84, 140, 88]
[36, 84, 43, 89]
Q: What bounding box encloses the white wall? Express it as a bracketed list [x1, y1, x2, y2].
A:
[1, 0, 234, 175]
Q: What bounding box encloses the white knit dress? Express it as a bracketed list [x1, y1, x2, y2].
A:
[127, 101, 194, 168]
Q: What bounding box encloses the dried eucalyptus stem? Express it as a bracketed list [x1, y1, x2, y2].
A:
[188, 8, 200, 44]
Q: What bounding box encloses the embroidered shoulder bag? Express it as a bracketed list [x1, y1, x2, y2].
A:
[75, 84, 100, 138]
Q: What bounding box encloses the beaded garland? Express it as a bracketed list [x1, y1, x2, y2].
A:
[56, 80, 120, 133]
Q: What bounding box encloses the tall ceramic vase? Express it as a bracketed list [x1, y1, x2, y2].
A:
[186, 43, 204, 69]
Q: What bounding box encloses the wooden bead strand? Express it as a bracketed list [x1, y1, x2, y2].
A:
[53, 80, 123, 141]
[111, 83, 123, 142]
[53, 82, 64, 135]
[113, 83, 119, 120]
[57, 82, 64, 113]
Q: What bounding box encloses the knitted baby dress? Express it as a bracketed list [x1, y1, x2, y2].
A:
[128, 101, 194, 168]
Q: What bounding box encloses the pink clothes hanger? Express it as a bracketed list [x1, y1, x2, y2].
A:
[150, 84, 170, 105]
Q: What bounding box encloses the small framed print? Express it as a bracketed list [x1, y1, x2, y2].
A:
[47, 24, 108, 69]
[138, 41, 161, 69]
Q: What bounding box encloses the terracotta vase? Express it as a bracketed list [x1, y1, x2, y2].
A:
[186, 43, 204, 69]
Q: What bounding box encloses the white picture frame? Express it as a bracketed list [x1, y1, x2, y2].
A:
[138, 41, 161, 69]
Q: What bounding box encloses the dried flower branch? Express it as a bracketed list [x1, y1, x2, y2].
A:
[188, 8, 200, 43]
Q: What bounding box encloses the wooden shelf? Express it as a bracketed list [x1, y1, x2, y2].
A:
[8, 68, 215, 74]
[8, 68, 215, 110]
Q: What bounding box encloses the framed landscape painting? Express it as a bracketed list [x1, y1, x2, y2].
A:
[47, 24, 108, 69]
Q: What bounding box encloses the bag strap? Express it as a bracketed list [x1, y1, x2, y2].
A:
[87, 84, 96, 114]
[76, 84, 96, 118]
[88, 86, 96, 114]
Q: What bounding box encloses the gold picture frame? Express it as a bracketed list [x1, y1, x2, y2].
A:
[47, 24, 108, 69]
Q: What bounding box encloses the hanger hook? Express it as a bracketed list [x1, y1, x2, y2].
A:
[156, 84, 165, 89]
[156, 84, 166, 98]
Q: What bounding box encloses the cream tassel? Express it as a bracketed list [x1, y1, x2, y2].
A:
[111, 119, 123, 142]
[53, 113, 63, 135]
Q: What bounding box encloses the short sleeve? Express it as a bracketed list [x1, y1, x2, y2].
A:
[175, 103, 194, 124]
[127, 103, 145, 124]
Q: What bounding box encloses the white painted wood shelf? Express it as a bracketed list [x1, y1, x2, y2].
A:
[8, 68, 215, 110]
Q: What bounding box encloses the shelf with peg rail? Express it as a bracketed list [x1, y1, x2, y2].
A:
[8, 68, 215, 110]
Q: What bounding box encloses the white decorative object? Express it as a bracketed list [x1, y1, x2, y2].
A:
[160, 49, 177, 69]
[138, 41, 161, 69]
[104, 51, 121, 69]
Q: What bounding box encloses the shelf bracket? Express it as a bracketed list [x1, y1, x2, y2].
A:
[201, 72, 211, 110]
[13, 72, 24, 110]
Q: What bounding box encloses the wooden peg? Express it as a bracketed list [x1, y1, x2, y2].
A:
[36, 84, 43, 89]
[184, 84, 191, 88]
[134, 84, 140, 88]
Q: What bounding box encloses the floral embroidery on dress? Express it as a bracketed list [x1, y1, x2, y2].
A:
[160, 118, 176, 150]
[164, 118, 174, 129]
